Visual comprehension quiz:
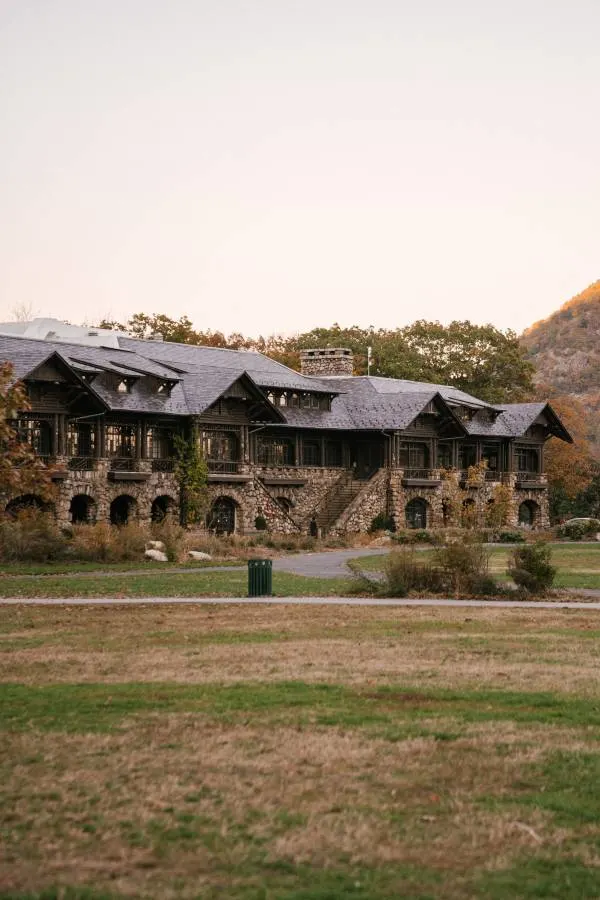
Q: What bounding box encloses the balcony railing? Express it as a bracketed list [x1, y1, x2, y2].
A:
[110, 457, 136, 471]
[151, 458, 175, 473]
[516, 471, 543, 482]
[68, 456, 97, 471]
[207, 459, 240, 474]
[402, 468, 436, 479]
[484, 469, 502, 481]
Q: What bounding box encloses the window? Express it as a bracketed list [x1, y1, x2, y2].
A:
[325, 440, 342, 467]
[398, 442, 429, 469]
[302, 440, 321, 466]
[105, 424, 136, 458]
[458, 443, 477, 469]
[201, 430, 238, 461]
[516, 447, 539, 473]
[67, 422, 95, 458]
[116, 379, 132, 394]
[146, 426, 174, 460]
[14, 417, 52, 455]
[157, 382, 172, 396]
[437, 442, 452, 468]
[256, 436, 295, 466]
[482, 444, 499, 471]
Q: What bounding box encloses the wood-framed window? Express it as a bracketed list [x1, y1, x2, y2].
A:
[516, 446, 539, 473]
[105, 424, 136, 458]
[302, 440, 321, 466]
[256, 436, 295, 466]
[398, 442, 429, 469]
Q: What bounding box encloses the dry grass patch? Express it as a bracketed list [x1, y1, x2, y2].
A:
[1, 605, 600, 695]
[0, 718, 590, 897]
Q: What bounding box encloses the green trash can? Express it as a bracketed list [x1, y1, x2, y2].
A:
[248, 559, 273, 597]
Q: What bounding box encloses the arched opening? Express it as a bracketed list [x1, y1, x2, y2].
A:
[70, 494, 96, 524]
[151, 495, 177, 523]
[207, 497, 237, 535]
[5, 494, 53, 518]
[406, 498, 428, 529]
[110, 495, 137, 526]
[461, 498, 477, 528]
[276, 496, 293, 514]
[518, 500, 539, 528]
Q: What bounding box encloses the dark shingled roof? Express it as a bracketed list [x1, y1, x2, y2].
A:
[0, 332, 570, 441]
[117, 337, 337, 393]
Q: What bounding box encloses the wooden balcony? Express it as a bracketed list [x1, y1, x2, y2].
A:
[108, 458, 150, 482]
[401, 468, 442, 487]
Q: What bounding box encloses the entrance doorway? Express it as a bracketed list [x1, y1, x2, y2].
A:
[350, 440, 383, 480]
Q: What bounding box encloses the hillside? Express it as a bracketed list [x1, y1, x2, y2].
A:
[521, 279, 600, 451]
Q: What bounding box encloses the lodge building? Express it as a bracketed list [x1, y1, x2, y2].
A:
[0, 319, 571, 534]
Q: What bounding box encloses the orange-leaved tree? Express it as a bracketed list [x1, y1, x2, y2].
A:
[0, 362, 56, 505]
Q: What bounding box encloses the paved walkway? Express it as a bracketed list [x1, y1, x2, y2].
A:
[2, 596, 600, 608]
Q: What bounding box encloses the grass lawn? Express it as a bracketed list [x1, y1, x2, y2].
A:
[350, 543, 600, 591]
[0, 559, 246, 576]
[1, 603, 600, 898]
[0, 570, 353, 599]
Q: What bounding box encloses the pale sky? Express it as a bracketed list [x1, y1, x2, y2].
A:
[1, 0, 599, 338]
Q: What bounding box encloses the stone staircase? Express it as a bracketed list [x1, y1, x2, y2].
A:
[315, 472, 364, 534]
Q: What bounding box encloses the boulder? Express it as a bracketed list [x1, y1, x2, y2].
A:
[145, 548, 168, 562]
[188, 551, 212, 561]
[145, 540, 166, 552]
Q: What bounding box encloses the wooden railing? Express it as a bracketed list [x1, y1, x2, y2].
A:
[207, 460, 240, 473]
[68, 456, 97, 471]
[110, 457, 136, 471]
[151, 458, 175, 473]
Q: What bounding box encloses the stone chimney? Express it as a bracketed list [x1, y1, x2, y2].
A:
[299, 347, 354, 377]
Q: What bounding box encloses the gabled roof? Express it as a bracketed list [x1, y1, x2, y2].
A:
[181, 367, 283, 420]
[117, 336, 339, 393]
[471, 402, 573, 442]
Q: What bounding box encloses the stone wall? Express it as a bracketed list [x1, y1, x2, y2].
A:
[254, 465, 346, 532]
[4, 458, 551, 535]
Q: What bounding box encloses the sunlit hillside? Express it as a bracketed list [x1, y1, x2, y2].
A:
[521, 280, 600, 453]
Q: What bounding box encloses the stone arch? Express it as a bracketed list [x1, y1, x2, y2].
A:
[405, 497, 428, 529]
[461, 497, 477, 528]
[69, 494, 96, 524]
[5, 494, 54, 518]
[518, 500, 540, 528]
[110, 494, 137, 526]
[151, 494, 177, 523]
[207, 496, 239, 535]
[276, 496, 293, 514]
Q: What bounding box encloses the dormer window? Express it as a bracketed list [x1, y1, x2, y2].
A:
[117, 379, 133, 394]
[157, 381, 172, 396]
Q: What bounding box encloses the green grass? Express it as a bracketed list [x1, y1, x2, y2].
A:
[0, 570, 353, 598]
[0, 558, 244, 576]
[349, 543, 600, 591]
[3, 682, 600, 735]
[3, 605, 600, 899]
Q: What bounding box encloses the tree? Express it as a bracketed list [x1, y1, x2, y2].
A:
[173, 432, 209, 527]
[98, 314, 537, 405]
[0, 363, 56, 505]
[543, 396, 594, 502]
[399, 321, 536, 403]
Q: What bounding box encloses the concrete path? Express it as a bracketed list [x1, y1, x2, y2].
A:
[272, 548, 388, 577]
[1, 596, 600, 608]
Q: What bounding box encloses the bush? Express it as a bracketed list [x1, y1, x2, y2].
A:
[557, 518, 600, 541]
[508, 541, 555, 594]
[151, 519, 185, 562]
[384, 549, 445, 597]
[369, 513, 396, 533]
[69, 522, 114, 561]
[109, 522, 150, 561]
[254, 515, 268, 531]
[434, 539, 491, 597]
[0, 510, 66, 562]
[497, 530, 526, 544]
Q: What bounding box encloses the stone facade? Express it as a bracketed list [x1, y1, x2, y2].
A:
[299, 348, 354, 377]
